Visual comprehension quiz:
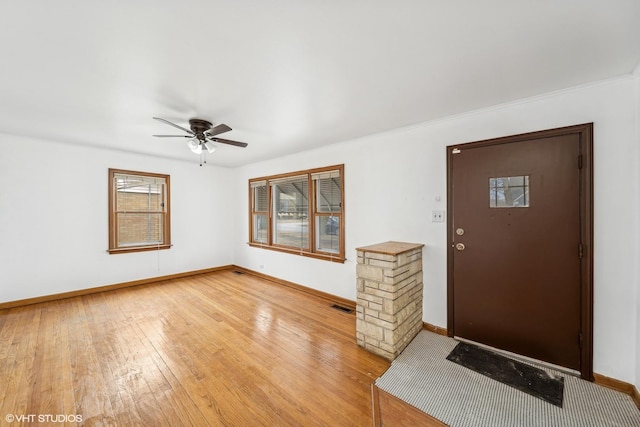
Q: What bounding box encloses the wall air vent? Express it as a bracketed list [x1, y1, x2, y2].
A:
[331, 304, 354, 313]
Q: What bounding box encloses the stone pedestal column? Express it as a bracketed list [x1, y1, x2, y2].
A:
[355, 241, 424, 360]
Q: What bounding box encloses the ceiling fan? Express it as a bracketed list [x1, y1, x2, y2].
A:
[153, 117, 248, 165]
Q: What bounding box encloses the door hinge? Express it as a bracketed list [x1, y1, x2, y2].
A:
[579, 243, 584, 259]
[578, 154, 583, 170]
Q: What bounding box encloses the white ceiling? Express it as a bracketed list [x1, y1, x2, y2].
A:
[1, 1, 639, 167]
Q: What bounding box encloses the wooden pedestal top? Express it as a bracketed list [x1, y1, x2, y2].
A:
[356, 241, 424, 256]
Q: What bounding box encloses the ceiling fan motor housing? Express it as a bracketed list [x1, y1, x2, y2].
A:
[189, 118, 213, 140]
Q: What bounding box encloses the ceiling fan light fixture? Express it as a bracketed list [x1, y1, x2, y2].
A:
[187, 139, 202, 154]
[203, 141, 216, 153]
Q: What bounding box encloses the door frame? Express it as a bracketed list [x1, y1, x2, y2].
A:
[446, 123, 594, 380]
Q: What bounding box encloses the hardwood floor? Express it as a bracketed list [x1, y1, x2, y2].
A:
[0, 270, 390, 426]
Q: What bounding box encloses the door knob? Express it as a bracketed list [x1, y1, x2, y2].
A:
[455, 243, 466, 251]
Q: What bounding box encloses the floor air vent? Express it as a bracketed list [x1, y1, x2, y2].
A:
[331, 304, 354, 313]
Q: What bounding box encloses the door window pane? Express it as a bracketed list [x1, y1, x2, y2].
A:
[489, 176, 530, 208]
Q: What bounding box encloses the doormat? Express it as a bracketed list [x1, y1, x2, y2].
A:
[446, 341, 565, 407]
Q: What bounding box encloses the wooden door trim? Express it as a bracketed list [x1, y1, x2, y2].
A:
[446, 123, 594, 380]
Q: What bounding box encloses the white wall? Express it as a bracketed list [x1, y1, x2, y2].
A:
[0, 134, 235, 303]
[635, 65, 640, 391]
[234, 75, 639, 384]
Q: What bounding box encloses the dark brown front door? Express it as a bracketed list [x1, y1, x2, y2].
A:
[447, 123, 593, 379]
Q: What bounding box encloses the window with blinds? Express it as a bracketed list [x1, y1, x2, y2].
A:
[250, 180, 268, 244]
[109, 169, 171, 254]
[313, 170, 341, 254]
[248, 165, 344, 262]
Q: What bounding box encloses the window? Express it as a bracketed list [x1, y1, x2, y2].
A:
[250, 180, 268, 244]
[249, 165, 344, 262]
[109, 169, 171, 254]
[489, 176, 530, 208]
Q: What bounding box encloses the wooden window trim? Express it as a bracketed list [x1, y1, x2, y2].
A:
[108, 168, 171, 254]
[248, 164, 345, 263]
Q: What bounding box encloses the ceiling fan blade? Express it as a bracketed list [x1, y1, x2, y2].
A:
[153, 134, 192, 138]
[210, 137, 248, 148]
[153, 117, 194, 135]
[205, 123, 232, 137]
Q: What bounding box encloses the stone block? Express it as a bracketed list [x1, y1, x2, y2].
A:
[395, 300, 422, 325]
[362, 287, 395, 300]
[366, 257, 398, 269]
[357, 292, 383, 305]
[365, 336, 379, 346]
[378, 311, 395, 323]
[356, 318, 384, 341]
[365, 252, 396, 262]
[356, 263, 383, 281]
[364, 314, 377, 323]
[382, 260, 422, 284]
[397, 248, 422, 267]
[363, 307, 378, 318]
[392, 276, 418, 296]
[368, 301, 383, 312]
[364, 279, 380, 290]
[366, 315, 395, 331]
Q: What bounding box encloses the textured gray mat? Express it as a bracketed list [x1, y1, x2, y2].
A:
[376, 331, 640, 427]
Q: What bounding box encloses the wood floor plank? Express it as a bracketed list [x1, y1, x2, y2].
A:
[0, 270, 392, 425]
[29, 302, 78, 421]
[1, 306, 43, 422]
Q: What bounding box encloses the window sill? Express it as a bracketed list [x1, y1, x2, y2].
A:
[248, 242, 345, 263]
[108, 244, 172, 255]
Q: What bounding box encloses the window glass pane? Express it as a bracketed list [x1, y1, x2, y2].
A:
[316, 216, 339, 254]
[253, 214, 268, 243]
[254, 185, 268, 212]
[316, 176, 341, 213]
[115, 174, 165, 212]
[272, 177, 308, 249]
[489, 176, 530, 208]
[117, 213, 164, 246]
